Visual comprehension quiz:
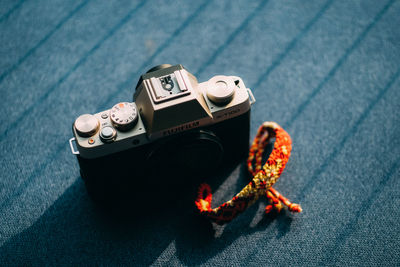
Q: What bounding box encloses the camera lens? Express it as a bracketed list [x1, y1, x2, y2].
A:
[146, 130, 224, 179]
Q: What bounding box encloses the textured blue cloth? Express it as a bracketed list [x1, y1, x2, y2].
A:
[1, 0, 400, 265]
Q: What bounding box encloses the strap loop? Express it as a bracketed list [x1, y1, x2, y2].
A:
[195, 122, 301, 224]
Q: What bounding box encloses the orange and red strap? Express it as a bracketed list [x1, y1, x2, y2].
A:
[195, 122, 301, 224]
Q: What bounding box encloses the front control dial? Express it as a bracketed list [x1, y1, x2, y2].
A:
[110, 102, 138, 131]
[74, 114, 99, 137]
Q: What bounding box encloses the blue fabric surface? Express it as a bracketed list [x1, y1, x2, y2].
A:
[1, 0, 400, 265]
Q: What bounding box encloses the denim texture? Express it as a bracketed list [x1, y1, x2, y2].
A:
[0, 0, 399, 265]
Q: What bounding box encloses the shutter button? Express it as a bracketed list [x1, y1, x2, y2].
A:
[100, 126, 116, 143]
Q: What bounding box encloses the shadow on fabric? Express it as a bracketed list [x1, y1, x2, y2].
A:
[0, 157, 294, 265]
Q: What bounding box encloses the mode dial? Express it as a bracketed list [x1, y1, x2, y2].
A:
[74, 114, 99, 137]
[110, 102, 138, 131]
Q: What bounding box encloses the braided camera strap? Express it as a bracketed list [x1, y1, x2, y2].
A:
[195, 122, 302, 224]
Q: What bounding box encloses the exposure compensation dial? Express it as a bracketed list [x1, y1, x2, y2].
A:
[110, 102, 139, 131]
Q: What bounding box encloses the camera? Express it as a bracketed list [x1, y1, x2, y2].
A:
[70, 64, 256, 208]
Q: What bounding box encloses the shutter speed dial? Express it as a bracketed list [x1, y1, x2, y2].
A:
[110, 102, 138, 131]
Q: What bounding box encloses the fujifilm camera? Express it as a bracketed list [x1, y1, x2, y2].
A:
[70, 64, 255, 206]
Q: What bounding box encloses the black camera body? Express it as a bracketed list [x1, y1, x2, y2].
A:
[70, 64, 255, 207]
